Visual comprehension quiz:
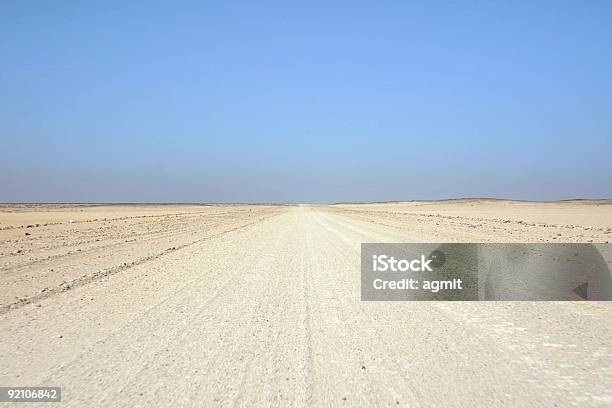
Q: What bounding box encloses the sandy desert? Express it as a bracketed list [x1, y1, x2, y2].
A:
[1, 201, 612, 406]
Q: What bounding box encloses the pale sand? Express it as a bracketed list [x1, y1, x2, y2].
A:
[324, 199, 612, 243]
[1, 202, 611, 407]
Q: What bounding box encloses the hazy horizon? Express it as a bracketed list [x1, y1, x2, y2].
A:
[2, 1, 611, 203]
[2, 197, 612, 206]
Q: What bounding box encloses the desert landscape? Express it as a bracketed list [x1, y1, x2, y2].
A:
[1, 201, 611, 406]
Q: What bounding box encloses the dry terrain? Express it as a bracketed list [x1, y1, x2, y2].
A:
[1, 201, 612, 407]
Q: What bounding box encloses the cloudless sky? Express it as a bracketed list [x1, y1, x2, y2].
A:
[1, 1, 611, 203]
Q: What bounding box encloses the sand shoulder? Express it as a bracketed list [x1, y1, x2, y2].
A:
[330, 199, 612, 231]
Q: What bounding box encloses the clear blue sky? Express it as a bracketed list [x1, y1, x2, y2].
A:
[1, 1, 611, 203]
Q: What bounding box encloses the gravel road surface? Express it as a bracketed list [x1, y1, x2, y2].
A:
[1, 205, 611, 407]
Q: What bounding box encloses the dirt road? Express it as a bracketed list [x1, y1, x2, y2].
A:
[1, 204, 612, 407]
